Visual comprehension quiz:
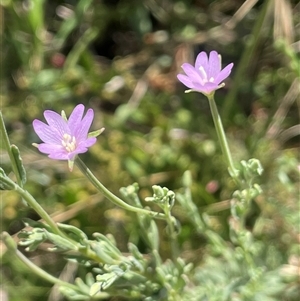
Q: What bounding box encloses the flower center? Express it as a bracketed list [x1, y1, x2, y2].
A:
[199, 66, 214, 84]
[62, 133, 77, 152]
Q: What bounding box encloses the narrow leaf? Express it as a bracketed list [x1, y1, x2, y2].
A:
[11, 144, 27, 185]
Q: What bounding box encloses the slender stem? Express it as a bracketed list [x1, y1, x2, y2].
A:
[13, 184, 64, 237]
[207, 94, 239, 180]
[16, 184, 117, 264]
[1, 232, 80, 292]
[75, 157, 166, 220]
[0, 111, 23, 186]
[16, 183, 117, 264]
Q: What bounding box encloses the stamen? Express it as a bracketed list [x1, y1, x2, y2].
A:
[62, 133, 77, 153]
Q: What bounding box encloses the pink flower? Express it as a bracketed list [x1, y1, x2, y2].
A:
[32, 104, 97, 170]
[177, 51, 234, 96]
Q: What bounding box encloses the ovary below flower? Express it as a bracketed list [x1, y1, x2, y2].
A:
[32, 104, 99, 171]
[177, 50, 234, 96]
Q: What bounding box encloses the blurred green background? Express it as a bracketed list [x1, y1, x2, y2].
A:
[1, 0, 299, 300]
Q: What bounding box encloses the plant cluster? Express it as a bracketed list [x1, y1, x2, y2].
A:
[1, 1, 299, 301]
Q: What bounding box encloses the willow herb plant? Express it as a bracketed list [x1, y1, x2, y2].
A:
[2, 50, 284, 301]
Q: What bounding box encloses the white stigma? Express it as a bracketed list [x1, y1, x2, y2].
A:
[199, 66, 207, 82]
[62, 133, 76, 152]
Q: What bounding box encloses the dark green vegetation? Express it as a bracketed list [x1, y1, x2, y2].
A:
[1, 0, 299, 300]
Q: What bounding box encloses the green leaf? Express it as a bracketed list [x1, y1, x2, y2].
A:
[22, 218, 52, 232]
[44, 231, 78, 251]
[95, 271, 121, 290]
[11, 144, 26, 185]
[57, 223, 88, 242]
[18, 228, 47, 252]
[89, 282, 102, 297]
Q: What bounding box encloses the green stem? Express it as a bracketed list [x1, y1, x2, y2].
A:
[1, 232, 80, 292]
[0, 111, 23, 187]
[13, 184, 64, 236]
[75, 157, 166, 220]
[16, 183, 117, 264]
[207, 94, 239, 180]
[13, 183, 109, 263]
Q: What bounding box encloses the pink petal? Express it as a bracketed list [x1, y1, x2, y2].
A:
[66, 152, 77, 160]
[177, 74, 194, 89]
[38, 144, 69, 160]
[67, 148, 88, 159]
[193, 82, 219, 94]
[72, 146, 88, 155]
[214, 63, 234, 85]
[195, 51, 209, 72]
[74, 138, 96, 155]
[208, 51, 221, 78]
[68, 104, 85, 130]
[44, 110, 70, 137]
[48, 152, 69, 160]
[80, 137, 97, 148]
[181, 63, 204, 84]
[33, 120, 62, 144]
[74, 109, 94, 141]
